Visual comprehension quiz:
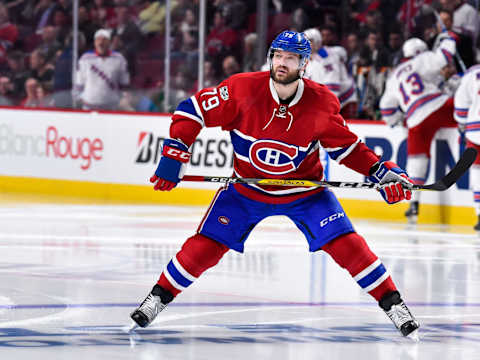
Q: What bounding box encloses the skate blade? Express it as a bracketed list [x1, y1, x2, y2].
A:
[406, 329, 420, 342]
[406, 215, 418, 225]
[122, 321, 139, 333]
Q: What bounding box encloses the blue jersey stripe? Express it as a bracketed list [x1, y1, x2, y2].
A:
[176, 98, 202, 120]
[357, 264, 386, 288]
[166, 260, 193, 288]
[327, 147, 349, 160]
[230, 131, 251, 158]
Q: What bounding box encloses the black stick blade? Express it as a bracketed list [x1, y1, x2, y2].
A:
[420, 147, 477, 191]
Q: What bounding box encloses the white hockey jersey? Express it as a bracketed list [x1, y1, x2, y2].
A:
[304, 48, 348, 104]
[76, 50, 130, 107]
[379, 38, 456, 128]
[454, 64, 480, 145]
[338, 70, 357, 108]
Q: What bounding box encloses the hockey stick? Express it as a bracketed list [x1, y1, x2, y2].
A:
[182, 148, 477, 192]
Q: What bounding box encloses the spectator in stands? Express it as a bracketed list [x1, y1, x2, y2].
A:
[242, 32, 258, 72]
[387, 30, 404, 67]
[358, 10, 383, 40]
[222, 55, 240, 78]
[34, 0, 56, 34]
[206, 11, 239, 60]
[53, 32, 86, 109]
[151, 68, 190, 113]
[78, 5, 97, 46]
[29, 49, 54, 92]
[119, 89, 158, 112]
[76, 29, 130, 110]
[171, 7, 199, 77]
[191, 57, 219, 92]
[56, 0, 71, 14]
[346, 32, 361, 76]
[362, 31, 390, 69]
[214, 0, 247, 30]
[5, 50, 28, 101]
[320, 26, 338, 48]
[0, 3, 18, 65]
[89, 0, 116, 29]
[290, 7, 309, 32]
[203, 58, 219, 88]
[355, 32, 391, 120]
[138, 0, 179, 35]
[20, 77, 46, 107]
[36, 25, 62, 62]
[179, 7, 197, 40]
[429, 9, 475, 70]
[439, 0, 479, 46]
[111, 4, 143, 77]
[0, 76, 14, 105]
[51, 8, 70, 45]
[4, 0, 26, 24]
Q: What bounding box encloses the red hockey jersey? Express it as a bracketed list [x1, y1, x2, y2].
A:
[170, 71, 379, 204]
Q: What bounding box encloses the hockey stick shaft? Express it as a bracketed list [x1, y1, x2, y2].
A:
[182, 148, 477, 192]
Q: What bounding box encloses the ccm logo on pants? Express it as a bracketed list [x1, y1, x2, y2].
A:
[320, 212, 345, 227]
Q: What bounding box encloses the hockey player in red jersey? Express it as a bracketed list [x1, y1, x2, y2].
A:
[130, 30, 420, 339]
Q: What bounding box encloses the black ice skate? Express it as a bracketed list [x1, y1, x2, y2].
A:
[405, 201, 419, 224]
[474, 215, 480, 231]
[130, 284, 173, 328]
[379, 291, 419, 341]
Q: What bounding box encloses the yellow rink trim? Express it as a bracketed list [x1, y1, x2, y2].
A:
[0, 176, 215, 206]
[0, 175, 476, 225]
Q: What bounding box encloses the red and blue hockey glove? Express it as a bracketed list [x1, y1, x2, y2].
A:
[368, 161, 413, 204]
[150, 138, 191, 191]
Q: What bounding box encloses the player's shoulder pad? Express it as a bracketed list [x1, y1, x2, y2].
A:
[318, 47, 328, 58]
[303, 78, 340, 110]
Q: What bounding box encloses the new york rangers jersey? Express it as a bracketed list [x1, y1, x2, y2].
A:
[304, 50, 344, 100]
[454, 64, 480, 145]
[380, 38, 456, 128]
[170, 71, 379, 203]
[76, 50, 130, 107]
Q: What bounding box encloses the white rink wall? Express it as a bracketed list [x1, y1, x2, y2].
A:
[0, 108, 473, 208]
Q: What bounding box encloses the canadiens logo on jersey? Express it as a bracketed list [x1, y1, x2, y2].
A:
[249, 139, 298, 175]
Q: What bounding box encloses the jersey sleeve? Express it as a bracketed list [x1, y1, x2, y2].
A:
[318, 93, 379, 175]
[422, 37, 456, 74]
[320, 59, 343, 97]
[76, 56, 86, 87]
[379, 76, 403, 126]
[454, 71, 473, 124]
[170, 78, 239, 146]
[119, 55, 130, 86]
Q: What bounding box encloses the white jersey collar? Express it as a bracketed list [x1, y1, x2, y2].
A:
[269, 77, 304, 107]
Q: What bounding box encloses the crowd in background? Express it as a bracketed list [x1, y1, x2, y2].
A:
[0, 0, 478, 118]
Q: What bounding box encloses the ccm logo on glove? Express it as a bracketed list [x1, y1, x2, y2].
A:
[163, 146, 191, 163]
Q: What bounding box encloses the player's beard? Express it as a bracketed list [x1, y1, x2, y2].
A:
[270, 65, 300, 85]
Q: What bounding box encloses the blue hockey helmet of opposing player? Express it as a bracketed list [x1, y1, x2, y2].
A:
[268, 30, 311, 69]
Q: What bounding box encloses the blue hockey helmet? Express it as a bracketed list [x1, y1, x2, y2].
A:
[268, 30, 311, 68]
